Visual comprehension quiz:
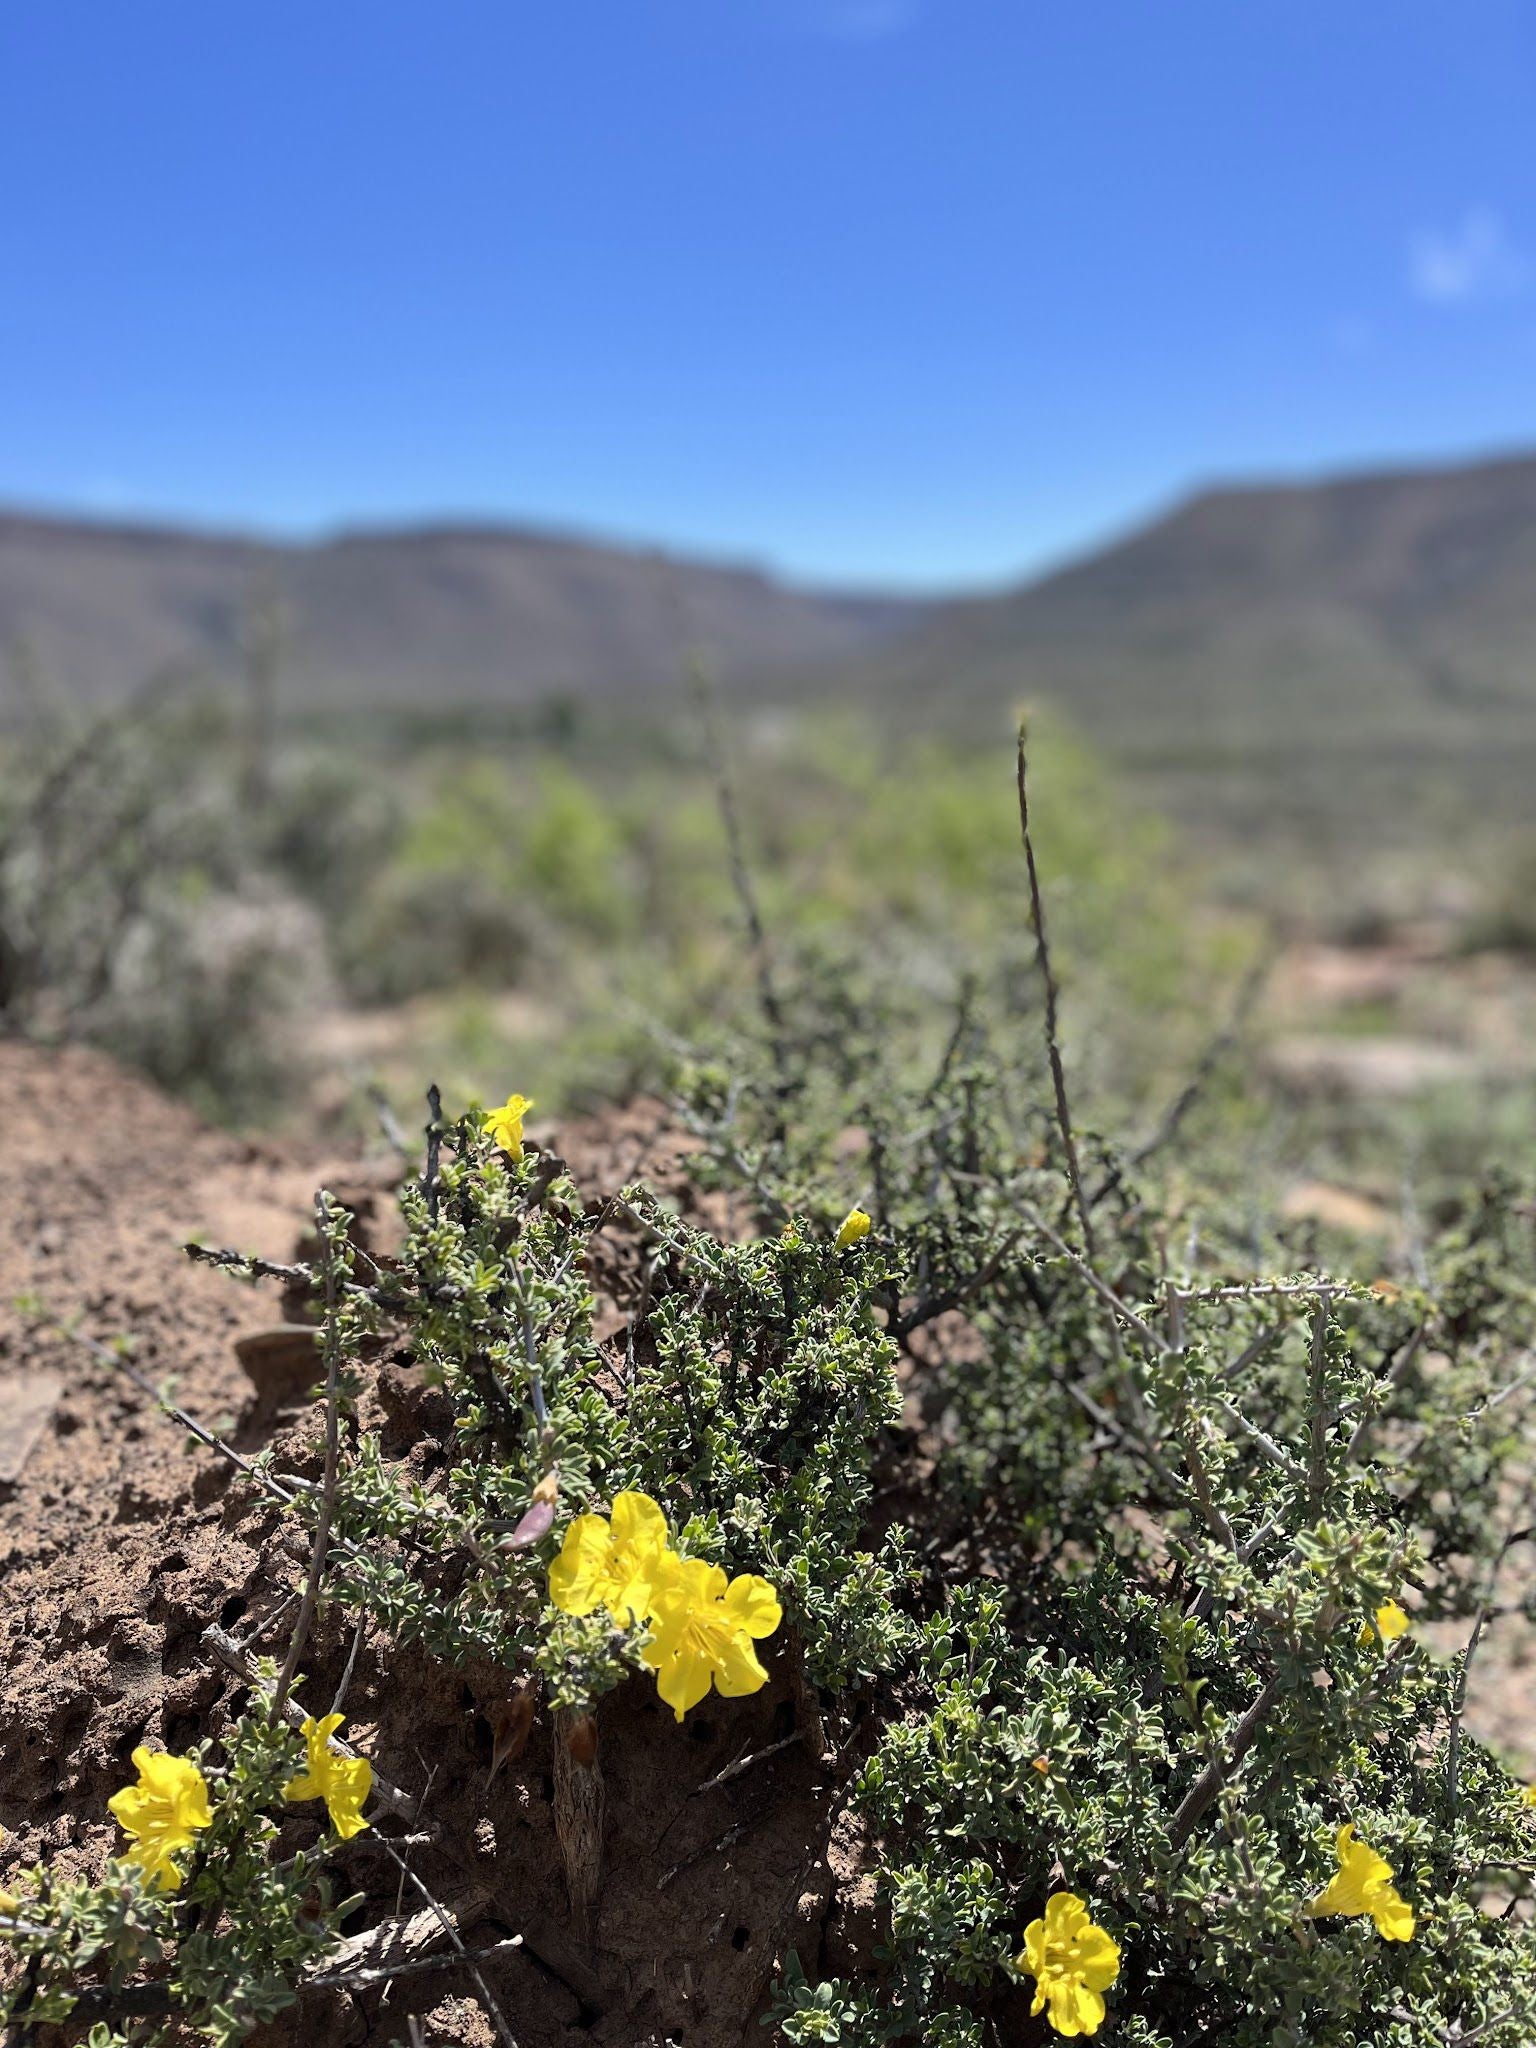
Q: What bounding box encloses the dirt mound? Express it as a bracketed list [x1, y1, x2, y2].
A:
[0, 1040, 327, 1843]
[0, 1046, 855, 2045]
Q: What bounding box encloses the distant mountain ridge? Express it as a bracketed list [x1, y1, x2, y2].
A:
[825, 450, 1536, 758]
[0, 510, 923, 711]
[7, 454, 1536, 785]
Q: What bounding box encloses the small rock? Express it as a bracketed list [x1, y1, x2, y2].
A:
[0, 1371, 63, 1491]
[233, 1326, 321, 1403]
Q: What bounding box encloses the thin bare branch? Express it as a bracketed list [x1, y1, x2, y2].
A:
[693, 655, 789, 1089]
[1170, 1670, 1284, 1849]
[895, 1227, 1026, 1339]
[1305, 1297, 1332, 1512]
[330, 1612, 371, 1718]
[369, 1085, 412, 1158]
[68, 1329, 305, 1515]
[1021, 1203, 1160, 1350]
[274, 1192, 345, 1714]
[1346, 1318, 1428, 1460]
[305, 1933, 524, 1992]
[423, 1083, 445, 1223]
[1447, 1486, 1535, 1819]
[690, 1733, 801, 1799]
[1178, 1281, 1341, 1305]
[373, 1835, 521, 2048]
[1210, 1396, 1309, 1484]
[1016, 720, 1093, 1255]
[1220, 1323, 1288, 1380]
[183, 1241, 314, 1287]
[183, 1237, 456, 1314]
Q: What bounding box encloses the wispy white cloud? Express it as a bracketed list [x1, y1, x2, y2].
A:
[1409, 208, 1528, 306]
[815, 0, 920, 43]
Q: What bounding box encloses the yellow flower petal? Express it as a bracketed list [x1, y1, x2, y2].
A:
[108, 1748, 212, 1895]
[609, 1491, 668, 1553]
[650, 1642, 717, 1721]
[721, 1573, 783, 1640]
[1049, 1979, 1107, 2038]
[1016, 1893, 1119, 2038]
[640, 1557, 781, 1720]
[548, 1514, 616, 1616]
[1370, 1884, 1416, 1942]
[321, 1755, 374, 1840]
[1310, 1823, 1414, 1942]
[483, 1093, 534, 1156]
[1375, 1600, 1410, 1642]
[1073, 1926, 1121, 1992]
[711, 1636, 771, 1698]
[835, 1208, 872, 1249]
[548, 1495, 673, 1626]
[283, 1716, 372, 1839]
[128, 1845, 186, 1893]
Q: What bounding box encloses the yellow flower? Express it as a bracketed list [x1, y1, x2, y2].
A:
[483, 1092, 534, 1156]
[640, 1555, 783, 1722]
[107, 1748, 213, 1893]
[1017, 1892, 1121, 2038]
[1375, 1600, 1410, 1641]
[1310, 1823, 1415, 1941]
[283, 1714, 373, 1840]
[548, 1491, 672, 1626]
[1360, 1599, 1411, 1647]
[1523, 1783, 1536, 1808]
[835, 1207, 872, 1249]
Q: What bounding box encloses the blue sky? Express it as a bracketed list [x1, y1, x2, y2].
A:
[1, 1, 1533, 589]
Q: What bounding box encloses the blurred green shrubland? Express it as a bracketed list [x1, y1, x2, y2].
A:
[330, 701, 1253, 1125]
[0, 690, 333, 1119]
[0, 685, 1250, 1132]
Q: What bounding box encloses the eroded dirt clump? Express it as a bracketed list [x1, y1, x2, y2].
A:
[0, 1048, 860, 2046]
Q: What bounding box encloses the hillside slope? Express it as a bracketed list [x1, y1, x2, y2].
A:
[9, 452, 1536, 815]
[829, 451, 1536, 758]
[0, 511, 919, 711]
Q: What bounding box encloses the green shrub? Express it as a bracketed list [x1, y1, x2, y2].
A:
[306, 1112, 914, 1709]
[185, 955, 1536, 2044]
[0, 1709, 355, 2047]
[681, 926, 1536, 2045]
[0, 693, 329, 1116]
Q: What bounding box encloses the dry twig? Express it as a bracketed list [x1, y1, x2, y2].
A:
[1016, 720, 1093, 1256]
[274, 1192, 345, 1714]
